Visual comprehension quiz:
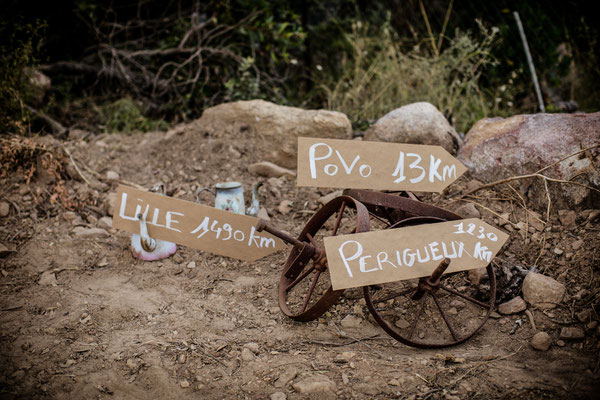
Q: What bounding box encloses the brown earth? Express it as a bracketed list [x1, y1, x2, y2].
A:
[0, 129, 599, 399]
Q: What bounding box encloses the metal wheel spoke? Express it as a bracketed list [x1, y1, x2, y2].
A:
[372, 287, 416, 304]
[332, 201, 347, 236]
[305, 232, 318, 247]
[300, 270, 322, 313]
[432, 292, 458, 341]
[286, 264, 316, 292]
[408, 294, 428, 339]
[441, 285, 490, 308]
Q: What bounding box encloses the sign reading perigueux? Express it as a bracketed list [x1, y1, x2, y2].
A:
[324, 219, 509, 290]
[112, 185, 285, 261]
[297, 137, 467, 192]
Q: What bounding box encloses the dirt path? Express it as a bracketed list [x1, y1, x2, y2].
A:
[1, 130, 598, 399]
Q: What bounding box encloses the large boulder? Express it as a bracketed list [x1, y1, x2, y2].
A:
[458, 113, 600, 209]
[364, 102, 459, 153]
[187, 100, 351, 168]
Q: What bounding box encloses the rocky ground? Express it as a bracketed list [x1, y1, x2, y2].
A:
[0, 122, 599, 399]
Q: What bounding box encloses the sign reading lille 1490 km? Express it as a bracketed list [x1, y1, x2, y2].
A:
[297, 137, 467, 192]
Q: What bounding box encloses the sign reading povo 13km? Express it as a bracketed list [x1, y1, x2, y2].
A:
[113, 185, 284, 261]
[297, 137, 467, 192]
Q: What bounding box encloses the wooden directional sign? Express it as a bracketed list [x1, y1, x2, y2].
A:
[324, 218, 509, 290]
[112, 185, 285, 261]
[297, 137, 467, 192]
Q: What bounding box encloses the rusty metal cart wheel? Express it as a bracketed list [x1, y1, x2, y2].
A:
[259, 195, 370, 321]
[362, 216, 497, 348]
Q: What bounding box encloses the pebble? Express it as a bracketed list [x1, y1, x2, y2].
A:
[178, 354, 186, 364]
[180, 379, 190, 388]
[342, 373, 349, 385]
[241, 348, 255, 361]
[498, 296, 527, 315]
[292, 375, 337, 394]
[558, 209, 576, 228]
[389, 378, 401, 386]
[531, 332, 552, 351]
[340, 314, 362, 328]
[257, 207, 270, 221]
[559, 327, 585, 340]
[72, 227, 110, 239]
[106, 170, 120, 180]
[247, 161, 296, 178]
[553, 247, 564, 255]
[244, 342, 260, 354]
[446, 307, 458, 315]
[274, 367, 297, 388]
[571, 239, 584, 251]
[277, 200, 293, 215]
[395, 319, 410, 329]
[522, 272, 565, 310]
[556, 340, 566, 347]
[318, 190, 344, 205]
[105, 192, 118, 216]
[98, 217, 113, 230]
[0, 202, 9, 217]
[450, 300, 465, 309]
[39, 271, 57, 286]
[455, 203, 480, 219]
[334, 351, 356, 364]
[576, 309, 592, 323]
[126, 358, 139, 370]
[270, 392, 287, 400]
[186, 261, 196, 269]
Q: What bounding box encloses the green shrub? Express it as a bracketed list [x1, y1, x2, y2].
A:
[0, 19, 46, 134]
[323, 19, 516, 133]
[101, 98, 166, 133]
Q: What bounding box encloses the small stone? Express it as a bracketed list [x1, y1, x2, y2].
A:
[531, 332, 552, 351]
[0, 243, 15, 257]
[446, 307, 458, 315]
[450, 300, 465, 309]
[39, 271, 57, 286]
[98, 217, 112, 230]
[11, 369, 25, 380]
[106, 171, 120, 180]
[270, 392, 287, 400]
[105, 192, 118, 216]
[558, 209, 577, 228]
[126, 358, 139, 370]
[342, 373, 349, 385]
[334, 351, 356, 364]
[274, 367, 297, 388]
[292, 375, 336, 394]
[455, 203, 481, 219]
[278, 200, 293, 215]
[498, 296, 527, 315]
[468, 268, 486, 286]
[186, 261, 196, 269]
[180, 379, 190, 388]
[72, 227, 110, 239]
[244, 342, 260, 354]
[257, 207, 270, 221]
[0, 202, 9, 217]
[340, 314, 362, 328]
[553, 247, 564, 255]
[178, 354, 186, 364]
[571, 239, 584, 251]
[248, 161, 296, 178]
[576, 309, 592, 323]
[395, 319, 410, 329]
[241, 347, 255, 361]
[556, 340, 566, 347]
[559, 327, 585, 340]
[389, 378, 401, 386]
[318, 190, 344, 205]
[522, 272, 565, 310]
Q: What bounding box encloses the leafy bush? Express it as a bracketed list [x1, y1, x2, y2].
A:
[101, 98, 166, 133]
[323, 19, 515, 133]
[0, 20, 46, 134]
